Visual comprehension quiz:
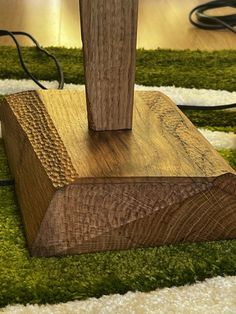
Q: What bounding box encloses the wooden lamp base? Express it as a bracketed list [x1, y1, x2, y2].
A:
[0, 90, 235, 257]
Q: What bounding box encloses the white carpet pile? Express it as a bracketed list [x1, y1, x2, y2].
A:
[1, 276, 236, 314]
[1, 79, 236, 108]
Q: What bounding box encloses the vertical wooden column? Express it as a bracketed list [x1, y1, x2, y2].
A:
[79, 0, 139, 131]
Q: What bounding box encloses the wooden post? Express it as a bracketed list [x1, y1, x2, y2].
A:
[79, 0, 139, 131]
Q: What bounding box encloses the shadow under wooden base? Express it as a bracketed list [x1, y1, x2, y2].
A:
[0, 90, 235, 256]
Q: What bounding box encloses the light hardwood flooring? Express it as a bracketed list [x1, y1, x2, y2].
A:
[0, 0, 235, 50]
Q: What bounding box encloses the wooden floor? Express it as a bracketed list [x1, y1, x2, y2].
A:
[0, 0, 236, 50]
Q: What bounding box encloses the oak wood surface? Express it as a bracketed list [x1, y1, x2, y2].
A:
[1, 90, 235, 256]
[80, 0, 138, 130]
[32, 175, 236, 256]
[38, 89, 233, 180]
[0, 94, 55, 245]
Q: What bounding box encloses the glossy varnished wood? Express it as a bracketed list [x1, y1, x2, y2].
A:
[1, 90, 235, 256]
[0, 0, 236, 50]
[38, 90, 233, 179]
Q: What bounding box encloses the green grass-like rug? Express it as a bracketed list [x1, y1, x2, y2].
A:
[0, 47, 236, 91]
[0, 47, 236, 307]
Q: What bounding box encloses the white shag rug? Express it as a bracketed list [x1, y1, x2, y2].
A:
[1, 276, 236, 314]
[0, 79, 235, 149]
[1, 79, 236, 108]
[0, 80, 235, 313]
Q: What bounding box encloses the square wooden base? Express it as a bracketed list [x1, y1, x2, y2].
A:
[0, 90, 235, 257]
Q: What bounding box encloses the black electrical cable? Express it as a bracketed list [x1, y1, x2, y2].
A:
[188, 0, 236, 110]
[0, 179, 14, 186]
[189, 0, 236, 33]
[0, 30, 64, 186]
[178, 103, 236, 110]
[0, 30, 64, 89]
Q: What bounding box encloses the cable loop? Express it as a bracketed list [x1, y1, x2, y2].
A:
[0, 30, 64, 89]
[189, 0, 236, 33]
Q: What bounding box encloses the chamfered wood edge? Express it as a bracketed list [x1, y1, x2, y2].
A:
[3, 91, 77, 188]
[137, 90, 236, 176]
[30, 173, 236, 257]
[2, 89, 235, 187]
[1, 89, 236, 256]
[34, 89, 236, 179]
[0, 97, 56, 246]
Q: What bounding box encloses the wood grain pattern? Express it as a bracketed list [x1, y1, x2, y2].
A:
[0, 96, 55, 245]
[80, 0, 138, 130]
[1, 0, 236, 51]
[0, 90, 235, 256]
[38, 90, 233, 179]
[32, 176, 236, 256]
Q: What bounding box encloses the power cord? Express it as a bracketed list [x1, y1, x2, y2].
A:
[189, 0, 236, 33]
[187, 0, 236, 111]
[0, 30, 64, 186]
[0, 178, 14, 186]
[178, 103, 236, 110]
[0, 30, 64, 89]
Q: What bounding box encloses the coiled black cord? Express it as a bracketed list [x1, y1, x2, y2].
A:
[187, 0, 236, 111]
[0, 30, 64, 89]
[189, 0, 236, 33]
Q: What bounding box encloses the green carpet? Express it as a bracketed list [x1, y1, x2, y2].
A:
[0, 47, 236, 308]
[0, 47, 236, 91]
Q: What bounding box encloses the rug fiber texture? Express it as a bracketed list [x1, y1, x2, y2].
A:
[0, 47, 235, 308]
